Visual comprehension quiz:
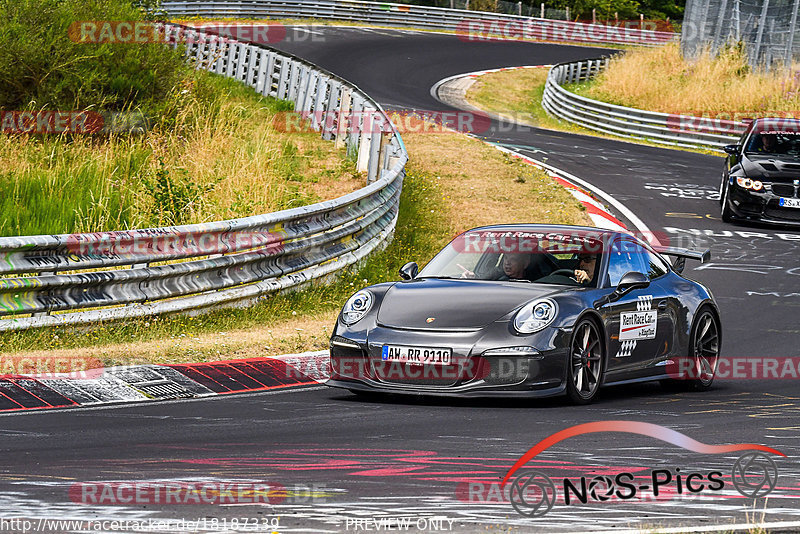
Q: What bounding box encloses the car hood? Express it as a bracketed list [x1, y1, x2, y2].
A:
[741, 154, 800, 179]
[376, 278, 565, 330]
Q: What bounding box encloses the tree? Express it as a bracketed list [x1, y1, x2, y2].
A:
[548, 0, 641, 20]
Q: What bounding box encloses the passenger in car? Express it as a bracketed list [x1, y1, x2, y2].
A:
[500, 253, 531, 280]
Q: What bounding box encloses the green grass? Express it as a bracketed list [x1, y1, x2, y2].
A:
[0, 70, 360, 237]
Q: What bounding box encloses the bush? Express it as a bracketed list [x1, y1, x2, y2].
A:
[0, 0, 187, 112]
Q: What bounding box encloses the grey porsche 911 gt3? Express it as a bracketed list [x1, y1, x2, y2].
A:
[327, 225, 720, 404]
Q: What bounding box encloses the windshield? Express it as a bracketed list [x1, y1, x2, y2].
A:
[745, 132, 800, 157]
[418, 229, 605, 287]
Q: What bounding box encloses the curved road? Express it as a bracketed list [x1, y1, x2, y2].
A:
[2, 27, 800, 533]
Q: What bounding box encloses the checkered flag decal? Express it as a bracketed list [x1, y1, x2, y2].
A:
[616, 339, 637, 358]
[637, 295, 653, 311]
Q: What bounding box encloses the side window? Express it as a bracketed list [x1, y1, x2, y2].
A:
[607, 239, 649, 286]
[645, 249, 670, 280]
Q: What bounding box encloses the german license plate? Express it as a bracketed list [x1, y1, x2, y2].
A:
[381, 345, 452, 365]
[779, 197, 800, 208]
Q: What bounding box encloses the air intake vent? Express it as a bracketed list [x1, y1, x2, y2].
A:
[760, 163, 778, 171]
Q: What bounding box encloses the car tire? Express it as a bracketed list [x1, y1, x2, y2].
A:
[720, 181, 733, 223]
[661, 307, 720, 392]
[566, 318, 604, 405]
[686, 308, 721, 391]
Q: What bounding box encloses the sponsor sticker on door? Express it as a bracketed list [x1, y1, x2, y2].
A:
[619, 311, 657, 340]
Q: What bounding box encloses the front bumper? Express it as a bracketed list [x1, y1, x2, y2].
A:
[727, 182, 800, 226]
[327, 322, 570, 398]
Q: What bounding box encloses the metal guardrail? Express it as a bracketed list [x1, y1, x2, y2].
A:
[0, 23, 407, 331]
[161, 0, 678, 47]
[542, 58, 745, 151]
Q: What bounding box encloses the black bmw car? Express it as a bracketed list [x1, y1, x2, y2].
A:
[328, 225, 720, 404]
[720, 117, 800, 225]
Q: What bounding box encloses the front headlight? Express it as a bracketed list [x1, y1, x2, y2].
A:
[513, 298, 558, 334]
[736, 177, 763, 191]
[341, 290, 374, 325]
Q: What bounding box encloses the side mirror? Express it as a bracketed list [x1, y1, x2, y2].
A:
[723, 144, 739, 156]
[399, 261, 418, 280]
[594, 271, 650, 307]
[615, 271, 650, 297]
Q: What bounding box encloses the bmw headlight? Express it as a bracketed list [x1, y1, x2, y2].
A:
[513, 299, 558, 334]
[341, 290, 374, 325]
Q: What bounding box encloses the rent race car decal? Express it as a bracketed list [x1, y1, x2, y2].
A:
[616, 296, 656, 357]
[620, 310, 657, 340]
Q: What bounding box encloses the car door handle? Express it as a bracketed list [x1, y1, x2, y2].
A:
[657, 300, 667, 310]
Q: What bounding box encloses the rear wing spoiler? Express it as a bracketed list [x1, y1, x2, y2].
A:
[652, 246, 711, 274]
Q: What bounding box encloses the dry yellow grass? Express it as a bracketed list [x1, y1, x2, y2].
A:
[583, 43, 800, 115]
[402, 131, 590, 235]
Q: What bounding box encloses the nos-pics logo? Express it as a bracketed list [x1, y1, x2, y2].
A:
[502, 421, 783, 517]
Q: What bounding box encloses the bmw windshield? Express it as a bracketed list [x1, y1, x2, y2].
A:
[745, 131, 800, 157]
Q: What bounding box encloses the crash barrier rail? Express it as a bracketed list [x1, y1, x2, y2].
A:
[542, 58, 744, 151]
[0, 23, 407, 331]
[161, 0, 677, 47]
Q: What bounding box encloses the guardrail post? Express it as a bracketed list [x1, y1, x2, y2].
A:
[255, 49, 270, 93]
[194, 35, 207, 67]
[264, 52, 277, 97]
[367, 111, 382, 182]
[301, 71, 319, 116]
[311, 76, 328, 131]
[204, 37, 219, 72]
[215, 41, 227, 75]
[246, 46, 260, 87]
[323, 82, 341, 141]
[295, 67, 312, 112]
[183, 30, 196, 58]
[378, 131, 391, 174]
[348, 95, 363, 159]
[225, 42, 238, 78]
[335, 89, 352, 148]
[276, 57, 290, 99]
[287, 62, 301, 102]
[356, 106, 373, 174]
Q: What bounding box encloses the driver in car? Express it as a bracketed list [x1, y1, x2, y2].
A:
[574, 254, 597, 285]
